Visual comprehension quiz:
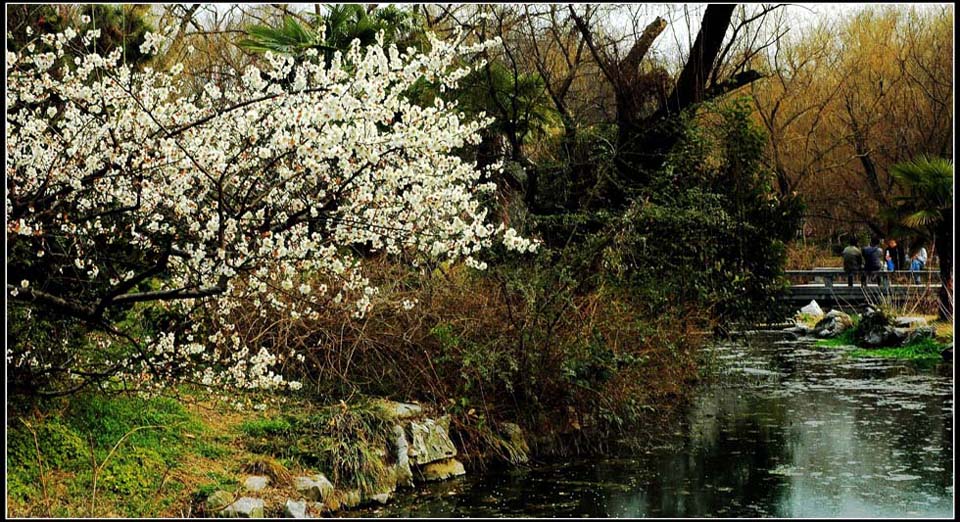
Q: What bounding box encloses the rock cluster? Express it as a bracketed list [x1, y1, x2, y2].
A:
[853, 309, 934, 348]
[204, 400, 501, 518]
[813, 310, 854, 338]
[784, 302, 938, 350]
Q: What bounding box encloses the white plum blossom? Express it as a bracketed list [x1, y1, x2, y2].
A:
[138, 30, 165, 55]
[6, 26, 536, 392]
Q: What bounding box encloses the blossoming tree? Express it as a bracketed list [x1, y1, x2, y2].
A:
[6, 25, 536, 395]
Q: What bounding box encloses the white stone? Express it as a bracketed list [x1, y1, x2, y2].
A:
[294, 474, 334, 501]
[799, 300, 823, 317]
[377, 400, 423, 419]
[219, 497, 264, 518]
[894, 316, 928, 328]
[419, 458, 467, 481]
[392, 424, 414, 487]
[284, 499, 308, 518]
[407, 416, 457, 466]
[369, 492, 391, 505]
[243, 475, 269, 492]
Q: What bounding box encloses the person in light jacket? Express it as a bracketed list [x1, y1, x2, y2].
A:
[909, 240, 928, 284]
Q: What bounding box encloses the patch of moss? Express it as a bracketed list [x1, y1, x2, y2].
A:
[849, 336, 947, 360]
[6, 392, 209, 517]
[193, 439, 230, 459]
[815, 329, 857, 348]
[7, 419, 88, 507]
[818, 329, 947, 361]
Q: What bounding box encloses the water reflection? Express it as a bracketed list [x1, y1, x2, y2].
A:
[345, 332, 953, 518]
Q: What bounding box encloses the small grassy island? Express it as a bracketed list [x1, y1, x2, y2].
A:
[797, 309, 953, 361]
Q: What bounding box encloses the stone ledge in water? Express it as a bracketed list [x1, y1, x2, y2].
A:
[419, 458, 466, 481]
[407, 416, 457, 466]
[784, 324, 817, 338]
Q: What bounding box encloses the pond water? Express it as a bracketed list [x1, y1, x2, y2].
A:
[345, 331, 954, 518]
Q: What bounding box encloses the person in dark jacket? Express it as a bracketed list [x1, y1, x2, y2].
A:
[886, 238, 907, 272]
[841, 239, 863, 287]
[862, 237, 884, 285]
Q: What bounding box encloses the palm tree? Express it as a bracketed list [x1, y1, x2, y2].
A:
[237, 15, 335, 57]
[238, 6, 422, 61]
[886, 156, 953, 319]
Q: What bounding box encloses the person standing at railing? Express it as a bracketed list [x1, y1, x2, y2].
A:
[841, 239, 863, 287]
[909, 240, 928, 284]
[886, 238, 906, 272]
[862, 237, 885, 285]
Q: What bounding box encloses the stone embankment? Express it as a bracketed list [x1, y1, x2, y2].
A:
[204, 400, 527, 518]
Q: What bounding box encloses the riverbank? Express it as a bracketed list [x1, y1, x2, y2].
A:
[335, 331, 956, 517]
[6, 378, 699, 518]
[8, 317, 952, 518]
[7, 257, 713, 517]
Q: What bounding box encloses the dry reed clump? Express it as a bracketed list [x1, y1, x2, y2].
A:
[238, 456, 292, 486]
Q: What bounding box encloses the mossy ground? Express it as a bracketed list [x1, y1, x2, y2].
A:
[5, 388, 393, 517]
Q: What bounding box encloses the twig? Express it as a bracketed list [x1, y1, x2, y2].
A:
[89, 423, 183, 514]
[20, 418, 52, 517]
[87, 435, 98, 517]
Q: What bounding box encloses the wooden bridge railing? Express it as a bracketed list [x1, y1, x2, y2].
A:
[784, 269, 941, 289]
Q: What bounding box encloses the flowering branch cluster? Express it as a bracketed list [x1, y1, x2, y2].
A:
[6, 25, 537, 392]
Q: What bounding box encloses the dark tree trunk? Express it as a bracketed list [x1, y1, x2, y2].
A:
[620, 5, 739, 184]
[935, 210, 953, 320]
[662, 4, 736, 115]
[570, 4, 765, 198]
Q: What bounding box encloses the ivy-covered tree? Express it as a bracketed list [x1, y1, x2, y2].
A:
[612, 98, 804, 323]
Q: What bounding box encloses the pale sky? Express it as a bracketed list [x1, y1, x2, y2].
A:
[200, 2, 953, 65]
